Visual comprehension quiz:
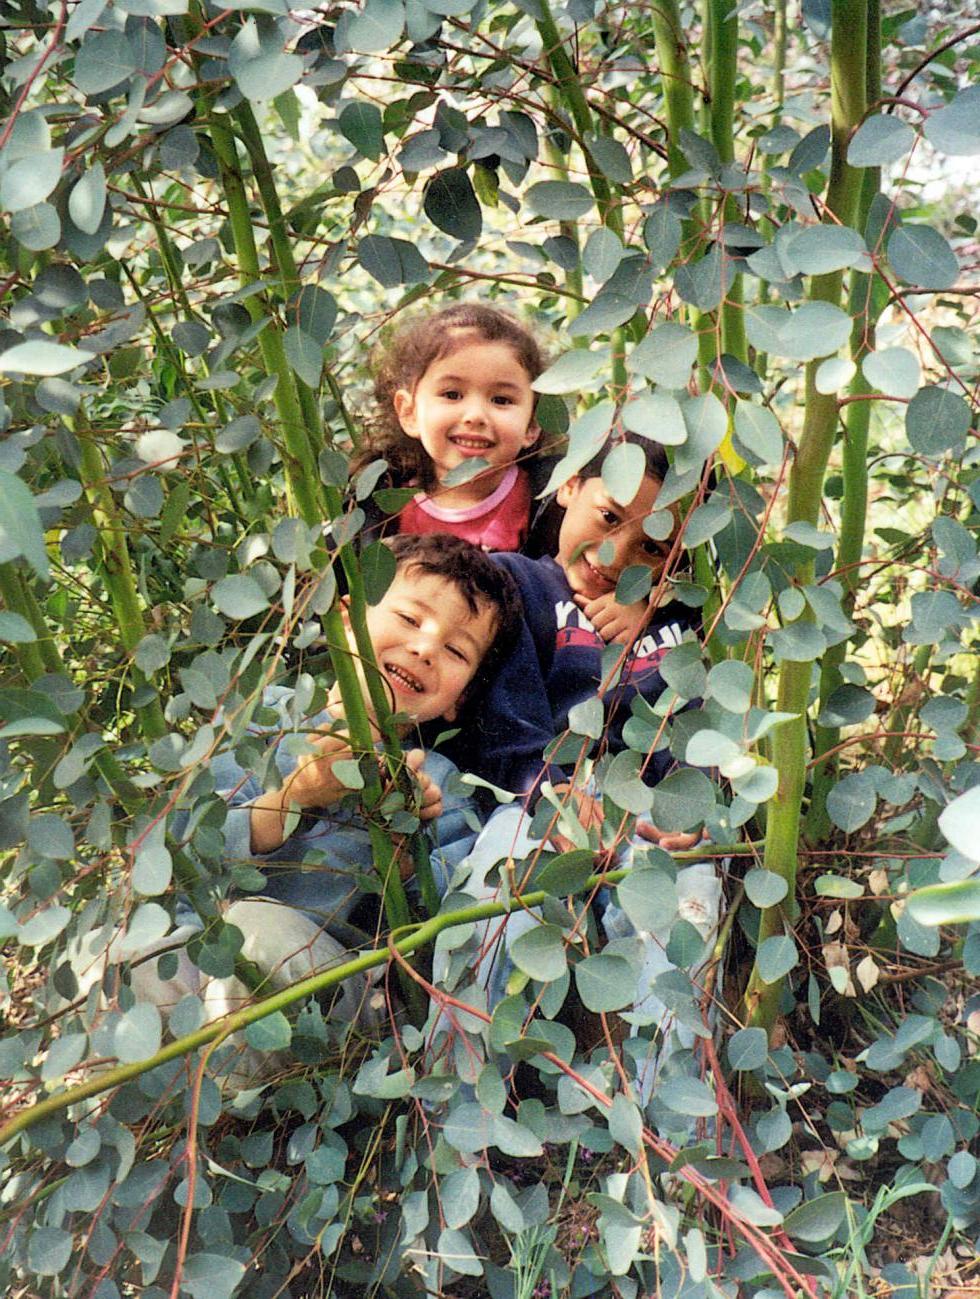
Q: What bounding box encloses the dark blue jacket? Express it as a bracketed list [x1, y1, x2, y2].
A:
[455, 554, 699, 797]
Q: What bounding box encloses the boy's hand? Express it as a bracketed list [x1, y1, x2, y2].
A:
[575, 591, 649, 645]
[404, 748, 443, 822]
[636, 820, 706, 853]
[249, 729, 354, 854]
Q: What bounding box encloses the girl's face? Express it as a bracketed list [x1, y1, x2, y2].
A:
[393, 335, 539, 487]
[555, 472, 675, 601]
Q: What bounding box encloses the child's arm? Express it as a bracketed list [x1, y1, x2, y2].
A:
[574, 590, 649, 646]
[248, 729, 354, 854]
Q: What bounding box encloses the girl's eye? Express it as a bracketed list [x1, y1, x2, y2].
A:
[398, 612, 419, 627]
[492, 395, 514, 406]
[441, 389, 462, 400]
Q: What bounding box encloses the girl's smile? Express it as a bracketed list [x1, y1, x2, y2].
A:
[393, 336, 539, 507]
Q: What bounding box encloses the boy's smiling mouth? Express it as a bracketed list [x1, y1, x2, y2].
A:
[581, 554, 616, 594]
[383, 662, 425, 694]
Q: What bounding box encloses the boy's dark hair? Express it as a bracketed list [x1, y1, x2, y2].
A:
[577, 433, 669, 485]
[354, 303, 547, 489]
[387, 533, 523, 705]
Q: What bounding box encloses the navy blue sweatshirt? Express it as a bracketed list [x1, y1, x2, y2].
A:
[459, 553, 698, 797]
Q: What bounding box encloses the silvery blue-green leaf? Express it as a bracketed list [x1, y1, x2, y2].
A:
[568, 293, 637, 338]
[66, 0, 108, 42]
[818, 684, 875, 728]
[357, 234, 430, 287]
[827, 769, 877, 832]
[627, 322, 698, 388]
[609, 1093, 643, 1155]
[643, 204, 682, 270]
[525, 180, 594, 219]
[339, 100, 384, 161]
[949, 1151, 977, 1189]
[211, 575, 269, 619]
[235, 50, 303, 103]
[603, 750, 654, 814]
[136, 428, 185, 467]
[601, 440, 646, 505]
[139, 90, 195, 127]
[533, 347, 607, 394]
[616, 866, 677, 935]
[677, 393, 727, 472]
[622, 390, 687, 445]
[575, 952, 635, 1012]
[938, 785, 980, 862]
[781, 224, 868, 275]
[733, 401, 783, 464]
[179, 1254, 247, 1299]
[585, 133, 633, 183]
[728, 1026, 768, 1070]
[705, 659, 754, 714]
[0, 148, 64, 213]
[888, 224, 958, 291]
[862, 346, 920, 399]
[119, 903, 171, 954]
[424, 168, 481, 240]
[673, 246, 730, 311]
[744, 869, 789, 907]
[18, 905, 71, 945]
[0, 340, 85, 377]
[768, 621, 826, 662]
[567, 695, 603, 738]
[245, 1010, 291, 1052]
[658, 1076, 719, 1116]
[509, 924, 568, 982]
[28, 1226, 74, 1276]
[583, 227, 624, 281]
[0, 611, 36, 642]
[441, 1167, 481, 1232]
[490, 1181, 525, 1233]
[436, 1226, 483, 1276]
[492, 1113, 543, 1157]
[293, 284, 337, 345]
[444, 1102, 493, 1152]
[114, 1003, 163, 1062]
[41, 1032, 88, 1083]
[756, 934, 798, 983]
[729, 1184, 784, 1225]
[863, 1085, 922, 1131]
[216, 415, 261, 454]
[28, 812, 73, 859]
[923, 86, 980, 156]
[815, 356, 855, 393]
[784, 521, 834, 549]
[65, 1125, 102, 1167]
[778, 589, 805, 621]
[686, 728, 740, 770]
[397, 127, 448, 172]
[906, 385, 971, 455]
[847, 114, 917, 167]
[284, 325, 322, 388]
[650, 768, 716, 832]
[68, 161, 107, 235]
[347, 0, 405, 51]
[660, 641, 707, 699]
[683, 500, 731, 548]
[75, 30, 137, 93]
[732, 763, 779, 803]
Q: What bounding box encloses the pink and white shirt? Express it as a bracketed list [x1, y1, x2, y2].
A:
[396, 464, 532, 552]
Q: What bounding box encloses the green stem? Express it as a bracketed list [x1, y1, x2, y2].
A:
[745, 0, 869, 1038]
[0, 561, 57, 680]
[75, 425, 167, 740]
[651, 0, 697, 180]
[0, 845, 749, 1149]
[208, 116, 323, 525]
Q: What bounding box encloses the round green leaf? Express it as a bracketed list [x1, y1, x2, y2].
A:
[0, 341, 85, 377]
[923, 86, 980, 156]
[650, 768, 716, 833]
[705, 659, 755, 714]
[28, 1226, 73, 1276]
[888, 225, 959, 291]
[727, 1026, 768, 1070]
[907, 880, 980, 927]
[75, 30, 137, 94]
[211, 575, 269, 619]
[755, 934, 798, 984]
[509, 924, 568, 982]
[339, 100, 384, 162]
[847, 114, 917, 166]
[68, 162, 107, 235]
[744, 868, 789, 908]
[627, 323, 698, 389]
[733, 401, 783, 465]
[616, 866, 677, 935]
[906, 385, 972, 456]
[826, 770, 877, 833]
[114, 1003, 163, 1063]
[658, 1076, 719, 1116]
[525, 181, 594, 220]
[862, 347, 921, 399]
[575, 953, 634, 1012]
[180, 1254, 247, 1299]
[623, 390, 687, 446]
[602, 440, 646, 506]
[0, 148, 64, 213]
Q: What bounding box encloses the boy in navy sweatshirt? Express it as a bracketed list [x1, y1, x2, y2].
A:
[437, 436, 722, 1082]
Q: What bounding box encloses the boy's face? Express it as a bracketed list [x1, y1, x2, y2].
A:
[351, 566, 498, 724]
[555, 472, 674, 602]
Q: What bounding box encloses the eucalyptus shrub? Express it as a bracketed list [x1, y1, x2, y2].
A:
[0, 1, 978, 1296]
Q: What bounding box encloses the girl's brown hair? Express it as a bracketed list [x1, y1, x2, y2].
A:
[354, 303, 547, 489]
